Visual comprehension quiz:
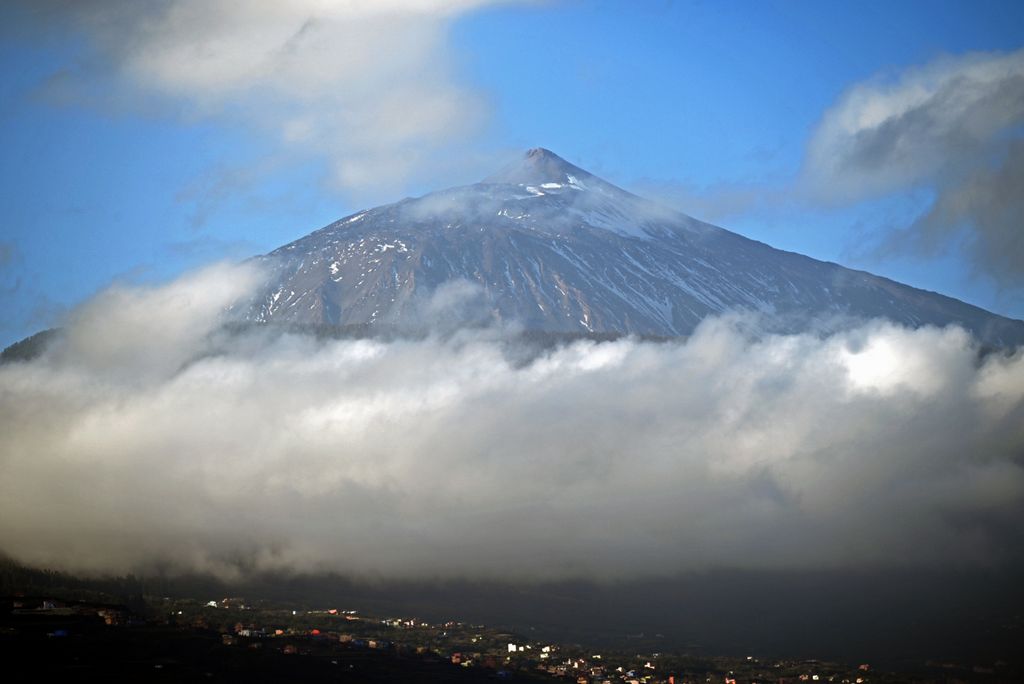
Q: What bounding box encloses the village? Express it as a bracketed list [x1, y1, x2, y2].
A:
[146, 596, 1003, 684]
[1, 593, 1017, 683]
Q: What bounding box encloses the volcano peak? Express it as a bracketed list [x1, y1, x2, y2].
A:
[483, 147, 594, 186]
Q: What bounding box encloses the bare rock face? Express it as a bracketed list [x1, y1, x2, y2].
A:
[244, 148, 1024, 345]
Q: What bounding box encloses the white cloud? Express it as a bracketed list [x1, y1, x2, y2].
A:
[27, 0, 516, 198]
[1, 265, 1022, 580]
[640, 49, 1024, 293]
[804, 48, 1024, 286]
[805, 49, 1024, 201]
[54, 261, 263, 381]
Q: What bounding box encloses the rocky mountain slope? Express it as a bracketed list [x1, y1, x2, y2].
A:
[243, 148, 1024, 345]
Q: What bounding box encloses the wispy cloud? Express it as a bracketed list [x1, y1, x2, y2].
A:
[630, 177, 783, 225]
[1, 264, 1022, 580]
[642, 49, 1024, 295]
[15, 0, 519, 201]
[0, 242, 20, 295]
[806, 48, 1024, 285]
[0, 242, 27, 336]
[804, 49, 1024, 202]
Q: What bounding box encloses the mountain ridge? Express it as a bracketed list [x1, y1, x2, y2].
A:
[239, 149, 1023, 345]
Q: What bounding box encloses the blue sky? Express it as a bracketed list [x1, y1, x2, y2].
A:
[1, 0, 1022, 347]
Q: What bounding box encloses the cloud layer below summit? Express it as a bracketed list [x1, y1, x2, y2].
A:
[1, 263, 1023, 580]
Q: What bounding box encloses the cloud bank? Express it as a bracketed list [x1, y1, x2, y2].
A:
[17, 0, 513, 197]
[805, 48, 1024, 286]
[1, 264, 1023, 581]
[638, 48, 1024, 296]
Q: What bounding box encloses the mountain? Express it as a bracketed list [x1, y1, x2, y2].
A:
[244, 148, 1024, 345]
